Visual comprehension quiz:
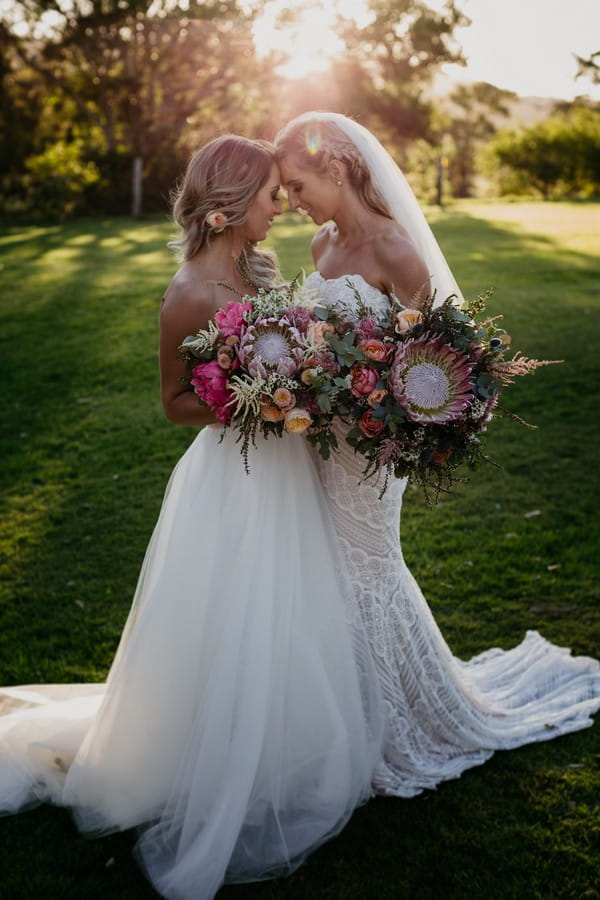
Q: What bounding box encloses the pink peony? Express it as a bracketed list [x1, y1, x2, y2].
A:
[191, 360, 234, 423]
[214, 301, 252, 339]
[350, 364, 379, 398]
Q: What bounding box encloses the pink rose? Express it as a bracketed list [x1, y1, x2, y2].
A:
[350, 364, 378, 398]
[214, 301, 252, 339]
[358, 410, 386, 438]
[191, 360, 234, 423]
[359, 338, 392, 363]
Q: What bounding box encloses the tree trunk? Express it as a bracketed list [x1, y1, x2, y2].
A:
[132, 156, 143, 217]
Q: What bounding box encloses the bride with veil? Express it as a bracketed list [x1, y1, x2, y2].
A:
[0, 115, 598, 900]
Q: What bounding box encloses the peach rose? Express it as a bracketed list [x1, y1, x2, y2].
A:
[260, 402, 285, 423]
[359, 338, 392, 362]
[284, 407, 312, 433]
[367, 388, 388, 407]
[358, 410, 385, 438]
[273, 387, 296, 411]
[350, 364, 378, 398]
[307, 320, 334, 344]
[394, 309, 423, 334]
[301, 367, 319, 385]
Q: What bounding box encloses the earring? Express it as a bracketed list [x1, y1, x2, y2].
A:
[336, 180, 343, 186]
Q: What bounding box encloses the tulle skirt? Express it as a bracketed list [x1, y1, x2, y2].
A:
[0, 427, 384, 900]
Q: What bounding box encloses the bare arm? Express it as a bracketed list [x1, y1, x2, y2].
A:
[159, 282, 219, 427]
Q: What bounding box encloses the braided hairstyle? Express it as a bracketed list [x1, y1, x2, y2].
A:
[169, 135, 280, 290]
[275, 113, 392, 220]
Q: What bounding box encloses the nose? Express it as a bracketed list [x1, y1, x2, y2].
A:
[287, 192, 300, 211]
[273, 197, 283, 216]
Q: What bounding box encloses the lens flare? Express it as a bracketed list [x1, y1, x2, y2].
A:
[306, 125, 321, 155]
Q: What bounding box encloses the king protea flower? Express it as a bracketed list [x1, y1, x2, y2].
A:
[238, 318, 305, 379]
[390, 334, 474, 424]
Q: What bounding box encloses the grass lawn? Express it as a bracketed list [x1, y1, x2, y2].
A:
[0, 202, 599, 899]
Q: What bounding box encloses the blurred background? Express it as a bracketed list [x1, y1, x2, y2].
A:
[0, 0, 598, 221]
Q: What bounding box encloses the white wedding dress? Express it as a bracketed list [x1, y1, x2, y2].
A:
[0, 426, 384, 899]
[0, 273, 599, 900]
[304, 272, 600, 796]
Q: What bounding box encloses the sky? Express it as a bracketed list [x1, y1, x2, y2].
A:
[252, 0, 600, 101]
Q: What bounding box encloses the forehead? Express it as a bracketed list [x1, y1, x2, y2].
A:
[278, 156, 313, 185]
[264, 160, 281, 184]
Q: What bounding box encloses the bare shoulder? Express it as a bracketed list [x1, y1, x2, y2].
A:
[311, 223, 335, 266]
[161, 266, 219, 335]
[374, 225, 431, 306]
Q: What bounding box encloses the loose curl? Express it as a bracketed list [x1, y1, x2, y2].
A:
[275, 113, 392, 220]
[169, 134, 280, 290]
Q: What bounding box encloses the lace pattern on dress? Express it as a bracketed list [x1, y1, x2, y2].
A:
[304, 270, 600, 798]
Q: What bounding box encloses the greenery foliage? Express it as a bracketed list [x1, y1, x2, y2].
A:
[484, 103, 600, 198]
[0, 203, 598, 898]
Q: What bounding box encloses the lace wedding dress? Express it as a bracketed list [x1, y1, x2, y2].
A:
[305, 271, 600, 797]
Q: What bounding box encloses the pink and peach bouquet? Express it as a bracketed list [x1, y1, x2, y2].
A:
[179, 286, 345, 468]
[308, 285, 559, 498]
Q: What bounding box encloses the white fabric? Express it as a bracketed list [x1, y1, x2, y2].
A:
[0, 428, 384, 899]
[0, 274, 599, 899]
[291, 111, 464, 305]
[305, 270, 600, 795]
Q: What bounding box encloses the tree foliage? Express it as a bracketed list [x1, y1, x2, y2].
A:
[484, 104, 600, 199]
[334, 0, 470, 149]
[1, 0, 279, 217]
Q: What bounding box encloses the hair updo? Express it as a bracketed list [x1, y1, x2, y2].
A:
[275, 113, 392, 220]
[169, 134, 280, 289]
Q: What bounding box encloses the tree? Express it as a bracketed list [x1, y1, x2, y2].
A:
[483, 105, 600, 199]
[575, 50, 600, 86]
[443, 82, 516, 197]
[1, 1, 278, 216]
[334, 0, 470, 150]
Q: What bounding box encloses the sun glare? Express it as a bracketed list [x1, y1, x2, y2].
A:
[252, 0, 369, 80]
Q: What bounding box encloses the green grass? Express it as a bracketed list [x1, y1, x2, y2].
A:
[0, 204, 599, 899]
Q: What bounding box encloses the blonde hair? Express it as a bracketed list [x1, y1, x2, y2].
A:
[169, 135, 280, 289]
[275, 113, 392, 219]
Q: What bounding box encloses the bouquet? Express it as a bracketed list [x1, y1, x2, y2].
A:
[307, 284, 559, 498]
[179, 286, 346, 467]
